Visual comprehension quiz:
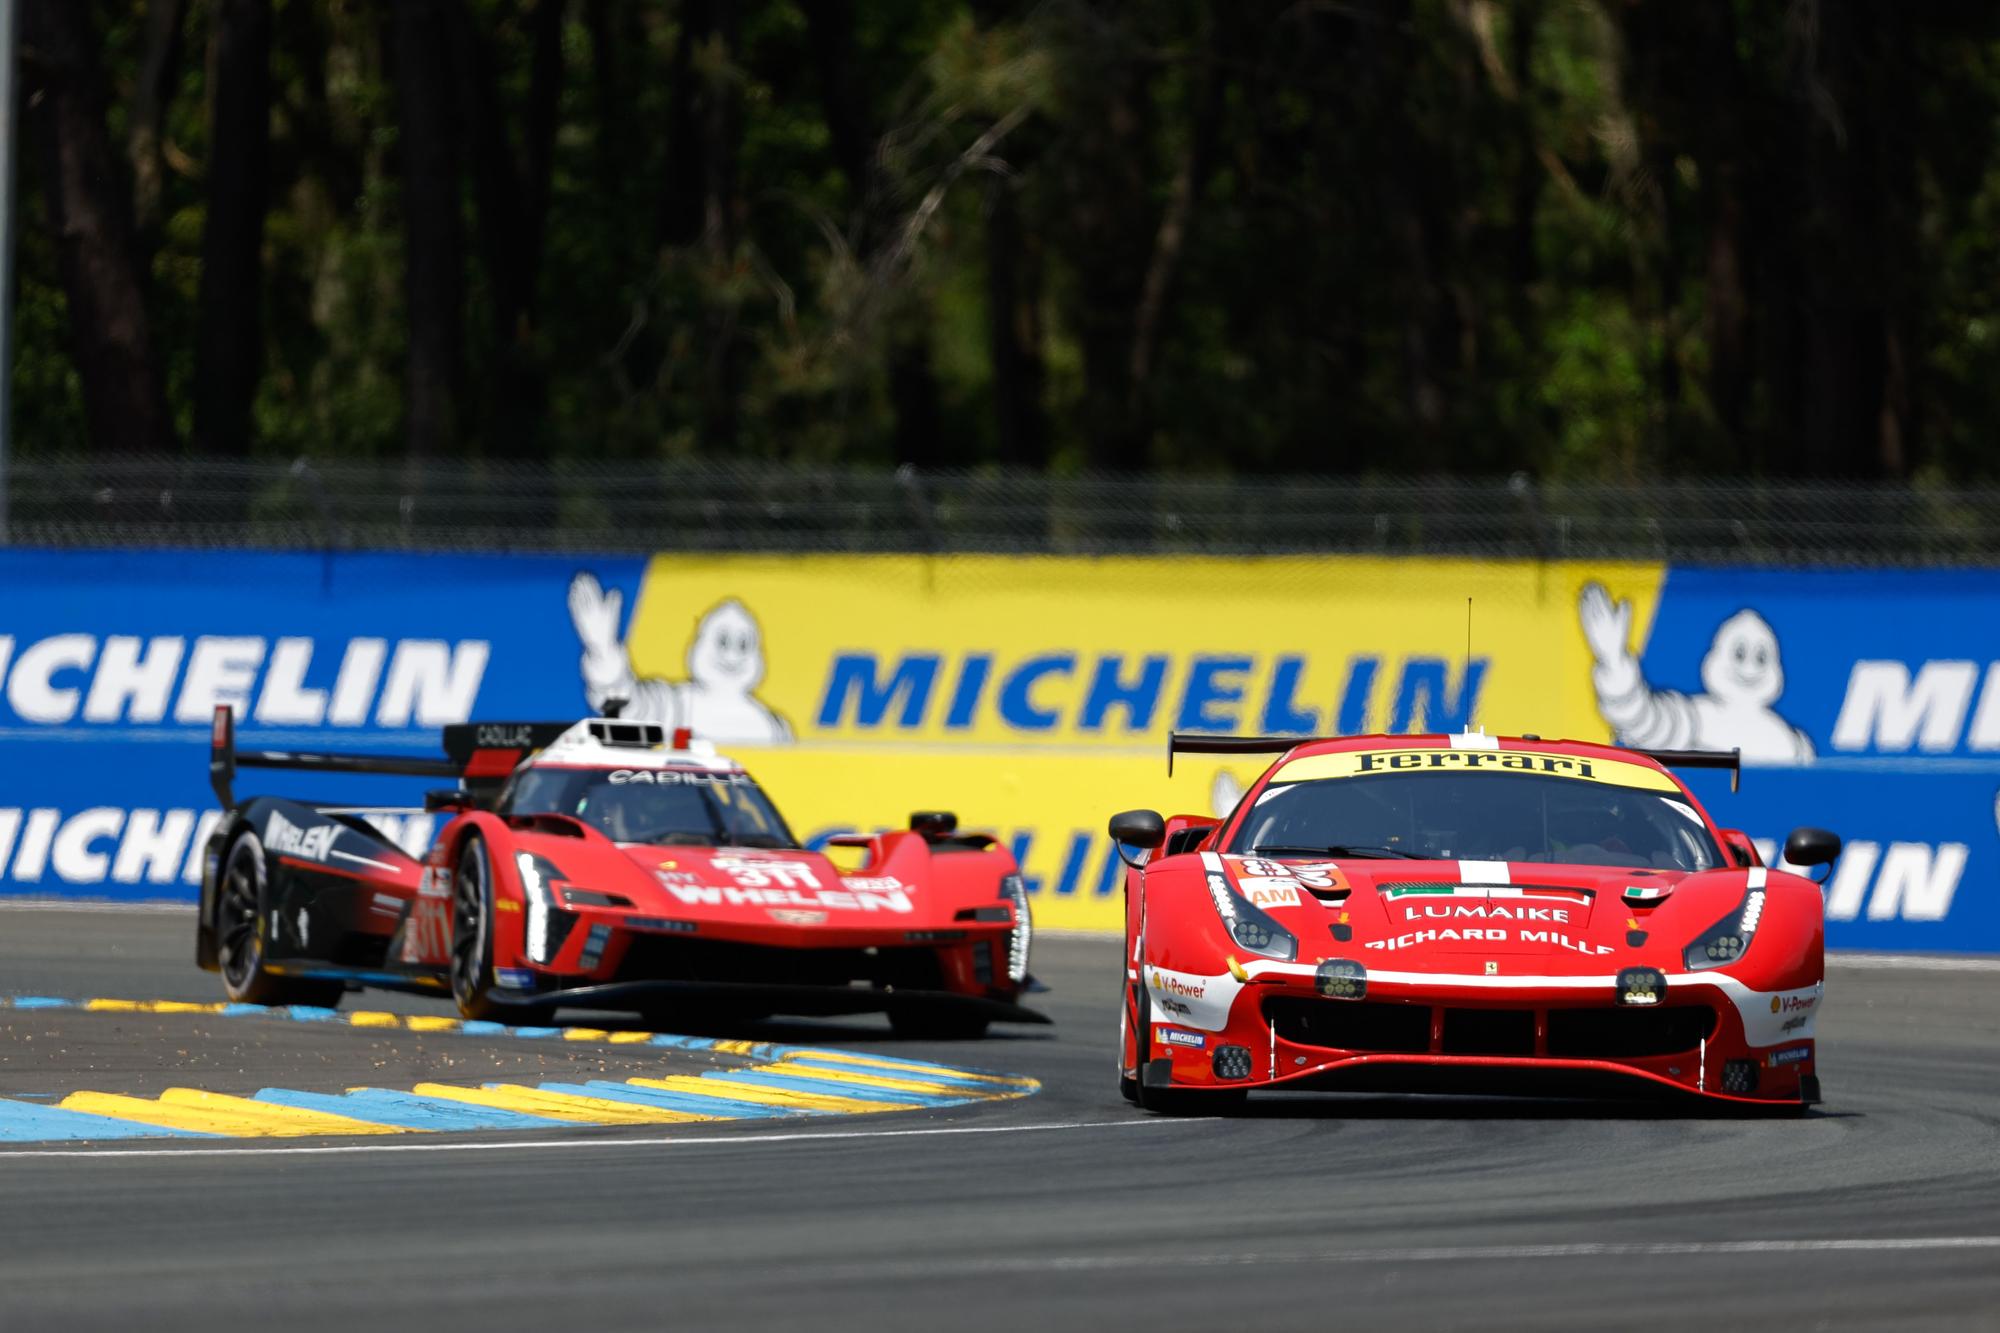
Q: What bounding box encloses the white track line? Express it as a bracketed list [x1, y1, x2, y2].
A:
[0, 899, 194, 914]
[0, 1115, 1186, 1161]
[1826, 953, 2000, 972]
[806, 1236, 2000, 1281]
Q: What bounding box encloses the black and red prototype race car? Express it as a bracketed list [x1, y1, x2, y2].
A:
[1114, 732, 1839, 1112]
[196, 708, 1041, 1036]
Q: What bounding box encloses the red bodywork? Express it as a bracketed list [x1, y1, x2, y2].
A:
[1119, 735, 1825, 1107]
[413, 802, 1031, 1016]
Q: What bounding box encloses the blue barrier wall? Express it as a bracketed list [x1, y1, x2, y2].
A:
[0, 549, 644, 901]
[0, 547, 1992, 954]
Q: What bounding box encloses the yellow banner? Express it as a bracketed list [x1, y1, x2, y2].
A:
[601, 554, 1669, 932]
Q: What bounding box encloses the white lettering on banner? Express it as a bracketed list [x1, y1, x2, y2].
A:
[366, 815, 437, 860]
[376, 640, 490, 727]
[174, 637, 266, 723]
[52, 808, 123, 881]
[660, 883, 913, 913]
[1833, 661, 1979, 752]
[8, 635, 96, 723]
[1, 807, 217, 886]
[1865, 842, 1967, 921]
[111, 809, 195, 884]
[0, 634, 490, 729]
[12, 809, 59, 879]
[255, 637, 327, 725]
[83, 636, 183, 722]
[329, 639, 387, 726]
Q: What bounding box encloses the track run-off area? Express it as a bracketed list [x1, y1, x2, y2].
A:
[3, 905, 1999, 1330]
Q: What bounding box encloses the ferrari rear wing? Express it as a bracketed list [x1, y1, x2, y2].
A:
[207, 706, 574, 807]
[1166, 731, 1742, 790]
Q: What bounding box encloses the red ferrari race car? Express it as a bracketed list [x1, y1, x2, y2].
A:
[1113, 732, 1838, 1113]
[196, 708, 1041, 1037]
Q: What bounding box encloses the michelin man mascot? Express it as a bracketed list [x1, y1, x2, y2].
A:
[567, 572, 793, 745]
[1577, 581, 1813, 765]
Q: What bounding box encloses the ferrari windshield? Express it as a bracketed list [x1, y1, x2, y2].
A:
[1229, 769, 1723, 871]
[504, 766, 798, 849]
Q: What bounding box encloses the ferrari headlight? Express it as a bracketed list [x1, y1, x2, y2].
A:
[1684, 888, 1765, 971]
[999, 873, 1032, 984]
[1207, 870, 1297, 962]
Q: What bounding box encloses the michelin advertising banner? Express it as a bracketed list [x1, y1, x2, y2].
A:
[0, 548, 1992, 949]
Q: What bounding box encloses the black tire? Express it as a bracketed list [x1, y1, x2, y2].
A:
[1118, 980, 1141, 1102]
[888, 1006, 991, 1041]
[1132, 975, 1245, 1116]
[450, 834, 553, 1025]
[214, 832, 345, 1009]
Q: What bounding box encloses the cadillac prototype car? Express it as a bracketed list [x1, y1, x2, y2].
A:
[1113, 732, 1836, 1112]
[196, 707, 1040, 1035]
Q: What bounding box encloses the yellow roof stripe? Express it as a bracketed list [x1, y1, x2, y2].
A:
[1276, 747, 1679, 792]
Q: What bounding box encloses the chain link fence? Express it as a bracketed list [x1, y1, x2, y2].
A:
[5, 455, 1999, 564]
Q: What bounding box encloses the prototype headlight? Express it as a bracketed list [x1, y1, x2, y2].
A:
[1000, 873, 1033, 984]
[515, 852, 567, 964]
[1207, 870, 1297, 962]
[1684, 888, 1765, 971]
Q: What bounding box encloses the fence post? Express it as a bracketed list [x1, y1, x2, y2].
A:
[0, 0, 21, 545]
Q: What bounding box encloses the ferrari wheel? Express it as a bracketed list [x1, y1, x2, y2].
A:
[450, 834, 552, 1025]
[1118, 981, 1140, 1102]
[888, 1006, 990, 1041]
[215, 832, 344, 1008]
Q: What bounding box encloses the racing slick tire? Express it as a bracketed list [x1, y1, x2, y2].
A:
[214, 831, 345, 1009]
[450, 833, 553, 1026]
[888, 1006, 991, 1041]
[1133, 979, 1245, 1117]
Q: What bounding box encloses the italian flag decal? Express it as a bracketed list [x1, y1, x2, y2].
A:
[1379, 884, 1595, 906]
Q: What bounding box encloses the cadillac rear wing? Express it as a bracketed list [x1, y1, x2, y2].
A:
[208, 706, 573, 807]
[1166, 730, 1742, 791]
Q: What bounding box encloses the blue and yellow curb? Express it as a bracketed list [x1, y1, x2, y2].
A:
[0, 995, 1039, 1143]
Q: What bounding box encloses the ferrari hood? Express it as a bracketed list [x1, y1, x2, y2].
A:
[1213, 852, 1703, 971]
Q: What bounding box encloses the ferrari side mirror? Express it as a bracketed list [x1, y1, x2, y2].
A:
[1783, 826, 1842, 869]
[425, 789, 472, 813]
[1717, 828, 1760, 868]
[1109, 809, 1166, 869]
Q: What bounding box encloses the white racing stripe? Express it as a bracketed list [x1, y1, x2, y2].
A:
[0, 1116, 1186, 1161]
[798, 1236, 2000, 1282]
[1457, 860, 1510, 885]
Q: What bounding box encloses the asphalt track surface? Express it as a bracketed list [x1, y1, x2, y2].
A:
[3, 907, 1999, 1331]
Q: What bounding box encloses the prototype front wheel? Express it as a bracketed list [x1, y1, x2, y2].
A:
[214, 832, 344, 1008]
[450, 834, 553, 1025]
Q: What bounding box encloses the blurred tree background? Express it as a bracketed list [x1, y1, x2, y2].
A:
[14, 0, 2000, 480]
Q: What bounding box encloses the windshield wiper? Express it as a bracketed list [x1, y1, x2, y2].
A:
[1249, 843, 1423, 860]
